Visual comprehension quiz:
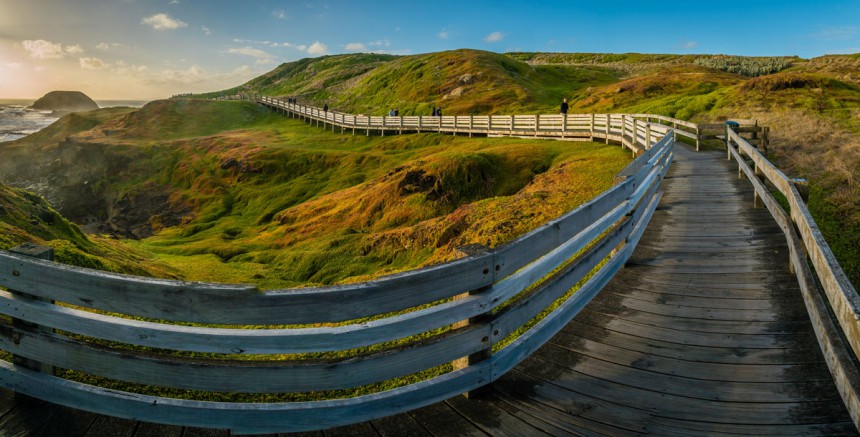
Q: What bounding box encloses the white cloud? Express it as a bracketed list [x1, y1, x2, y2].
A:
[79, 57, 107, 69]
[96, 42, 121, 51]
[306, 41, 327, 55]
[23, 39, 64, 59]
[111, 60, 148, 76]
[438, 31, 448, 40]
[4, 62, 24, 70]
[169, 0, 180, 4]
[683, 41, 699, 49]
[273, 9, 287, 19]
[21, 39, 86, 59]
[202, 26, 212, 35]
[484, 31, 504, 43]
[153, 65, 205, 84]
[141, 13, 187, 30]
[228, 46, 274, 59]
[345, 42, 367, 51]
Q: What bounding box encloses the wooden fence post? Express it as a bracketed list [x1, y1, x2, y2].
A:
[695, 126, 701, 151]
[621, 115, 627, 148]
[562, 113, 567, 139]
[632, 118, 638, 148]
[589, 113, 595, 140]
[605, 114, 610, 144]
[645, 123, 651, 149]
[8, 243, 55, 376]
[451, 245, 493, 398]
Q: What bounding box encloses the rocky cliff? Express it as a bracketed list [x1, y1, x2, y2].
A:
[30, 90, 99, 114]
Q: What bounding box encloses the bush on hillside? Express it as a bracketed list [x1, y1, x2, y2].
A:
[694, 56, 792, 77]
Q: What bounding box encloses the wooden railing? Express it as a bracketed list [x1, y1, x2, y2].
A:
[726, 128, 860, 426]
[0, 98, 676, 434]
[225, 93, 697, 155]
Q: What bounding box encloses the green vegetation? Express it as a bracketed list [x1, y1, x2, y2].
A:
[202, 49, 619, 115]
[1, 98, 629, 288]
[0, 183, 177, 277]
[694, 55, 793, 77]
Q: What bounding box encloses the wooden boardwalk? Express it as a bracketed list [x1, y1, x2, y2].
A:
[0, 144, 855, 435]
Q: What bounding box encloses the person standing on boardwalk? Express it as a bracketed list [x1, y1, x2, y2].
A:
[324, 103, 329, 112]
[560, 98, 568, 115]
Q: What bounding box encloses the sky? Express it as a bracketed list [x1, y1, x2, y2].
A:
[1, 0, 858, 100]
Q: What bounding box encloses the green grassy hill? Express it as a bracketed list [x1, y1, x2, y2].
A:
[2, 49, 859, 288]
[1, 98, 629, 288]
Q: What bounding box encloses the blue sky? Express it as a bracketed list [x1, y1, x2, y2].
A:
[1, 0, 858, 99]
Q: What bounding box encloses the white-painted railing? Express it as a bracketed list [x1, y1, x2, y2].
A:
[229, 94, 691, 155]
[0, 97, 677, 434]
[726, 128, 860, 427]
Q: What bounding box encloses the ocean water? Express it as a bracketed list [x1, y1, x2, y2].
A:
[0, 98, 150, 143]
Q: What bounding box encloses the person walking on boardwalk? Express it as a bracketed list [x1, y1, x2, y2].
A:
[436, 107, 442, 117]
[560, 98, 568, 115]
[323, 103, 329, 112]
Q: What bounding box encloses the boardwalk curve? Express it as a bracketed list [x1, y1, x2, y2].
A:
[0, 95, 857, 435]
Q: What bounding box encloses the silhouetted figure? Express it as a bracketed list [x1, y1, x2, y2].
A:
[432, 107, 437, 116]
[560, 98, 568, 115]
[394, 109, 399, 116]
[324, 103, 328, 112]
[436, 107, 442, 117]
[389, 109, 396, 116]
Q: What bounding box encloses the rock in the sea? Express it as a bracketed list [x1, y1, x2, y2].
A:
[30, 91, 99, 114]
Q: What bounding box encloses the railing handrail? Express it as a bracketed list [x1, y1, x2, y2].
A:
[725, 128, 860, 427]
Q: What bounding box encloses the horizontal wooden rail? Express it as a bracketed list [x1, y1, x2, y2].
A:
[726, 128, 860, 428]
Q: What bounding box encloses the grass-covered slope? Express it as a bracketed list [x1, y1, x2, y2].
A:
[0, 183, 177, 277]
[1, 99, 630, 288]
[202, 49, 618, 115]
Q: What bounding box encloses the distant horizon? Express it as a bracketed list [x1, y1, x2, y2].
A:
[2, 0, 858, 100]
[5, 48, 854, 101]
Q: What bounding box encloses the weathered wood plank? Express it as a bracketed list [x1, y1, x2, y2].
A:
[445, 395, 546, 437]
[83, 414, 138, 437]
[407, 402, 488, 437]
[0, 321, 489, 393]
[0, 357, 488, 434]
[370, 412, 431, 437]
[0, 250, 492, 325]
[31, 402, 100, 437]
[560, 318, 824, 365]
[516, 353, 847, 424]
[133, 421, 184, 437]
[0, 286, 499, 355]
[0, 396, 57, 436]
